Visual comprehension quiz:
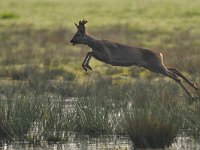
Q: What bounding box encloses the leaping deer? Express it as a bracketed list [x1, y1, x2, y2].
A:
[70, 19, 198, 98]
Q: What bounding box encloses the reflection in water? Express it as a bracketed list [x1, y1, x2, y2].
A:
[171, 136, 200, 150]
[1, 135, 200, 150]
[0, 135, 132, 150]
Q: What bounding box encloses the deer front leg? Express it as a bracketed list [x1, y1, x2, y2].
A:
[85, 53, 92, 70]
[82, 52, 92, 72]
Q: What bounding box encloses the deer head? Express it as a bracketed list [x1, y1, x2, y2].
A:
[70, 19, 88, 46]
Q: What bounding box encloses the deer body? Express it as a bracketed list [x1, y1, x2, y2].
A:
[80, 34, 165, 73]
[88, 39, 145, 67]
[70, 20, 198, 98]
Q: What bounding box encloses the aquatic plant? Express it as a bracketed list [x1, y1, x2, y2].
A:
[122, 80, 183, 148]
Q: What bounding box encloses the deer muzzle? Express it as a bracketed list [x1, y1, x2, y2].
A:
[70, 39, 76, 46]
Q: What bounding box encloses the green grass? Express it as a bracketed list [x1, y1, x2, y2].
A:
[123, 81, 183, 148]
[0, 12, 18, 19]
[0, 0, 200, 81]
[0, 76, 199, 148]
[1, 0, 200, 29]
[0, 25, 199, 82]
[0, 0, 200, 148]
[0, 0, 200, 80]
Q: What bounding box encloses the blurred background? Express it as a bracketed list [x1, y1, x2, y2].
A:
[0, 0, 200, 82]
[0, 1, 200, 147]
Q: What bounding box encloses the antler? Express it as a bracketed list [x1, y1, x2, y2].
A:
[74, 19, 88, 29]
[79, 19, 88, 26]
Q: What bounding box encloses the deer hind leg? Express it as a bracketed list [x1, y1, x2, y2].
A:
[146, 64, 193, 97]
[162, 68, 194, 97]
[167, 67, 198, 90]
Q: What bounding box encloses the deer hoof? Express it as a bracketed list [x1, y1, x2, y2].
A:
[86, 65, 92, 70]
[83, 67, 87, 72]
[82, 64, 88, 72]
[193, 83, 198, 90]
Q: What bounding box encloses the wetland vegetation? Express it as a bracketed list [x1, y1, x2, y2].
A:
[0, 0, 200, 149]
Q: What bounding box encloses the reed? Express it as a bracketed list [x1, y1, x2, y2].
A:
[122, 80, 183, 148]
[0, 76, 199, 147]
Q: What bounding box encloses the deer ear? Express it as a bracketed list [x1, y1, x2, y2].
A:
[74, 23, 79, 28]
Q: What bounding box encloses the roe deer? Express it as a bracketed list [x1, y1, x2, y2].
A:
[70, 19, 198, 98]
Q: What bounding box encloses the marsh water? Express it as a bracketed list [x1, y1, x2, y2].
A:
[1, 135, 200, 150]
[1, 96, 200, 150]
[0, 135, 132, 150]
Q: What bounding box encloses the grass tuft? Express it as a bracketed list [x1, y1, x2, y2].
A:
[0, 12, 18, 19]
[122, 80, 182, 148]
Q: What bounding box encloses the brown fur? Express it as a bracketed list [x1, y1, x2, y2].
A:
[70, 20, 198, 98]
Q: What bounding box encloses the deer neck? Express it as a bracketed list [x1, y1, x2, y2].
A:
[85, 34, 100, 49]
